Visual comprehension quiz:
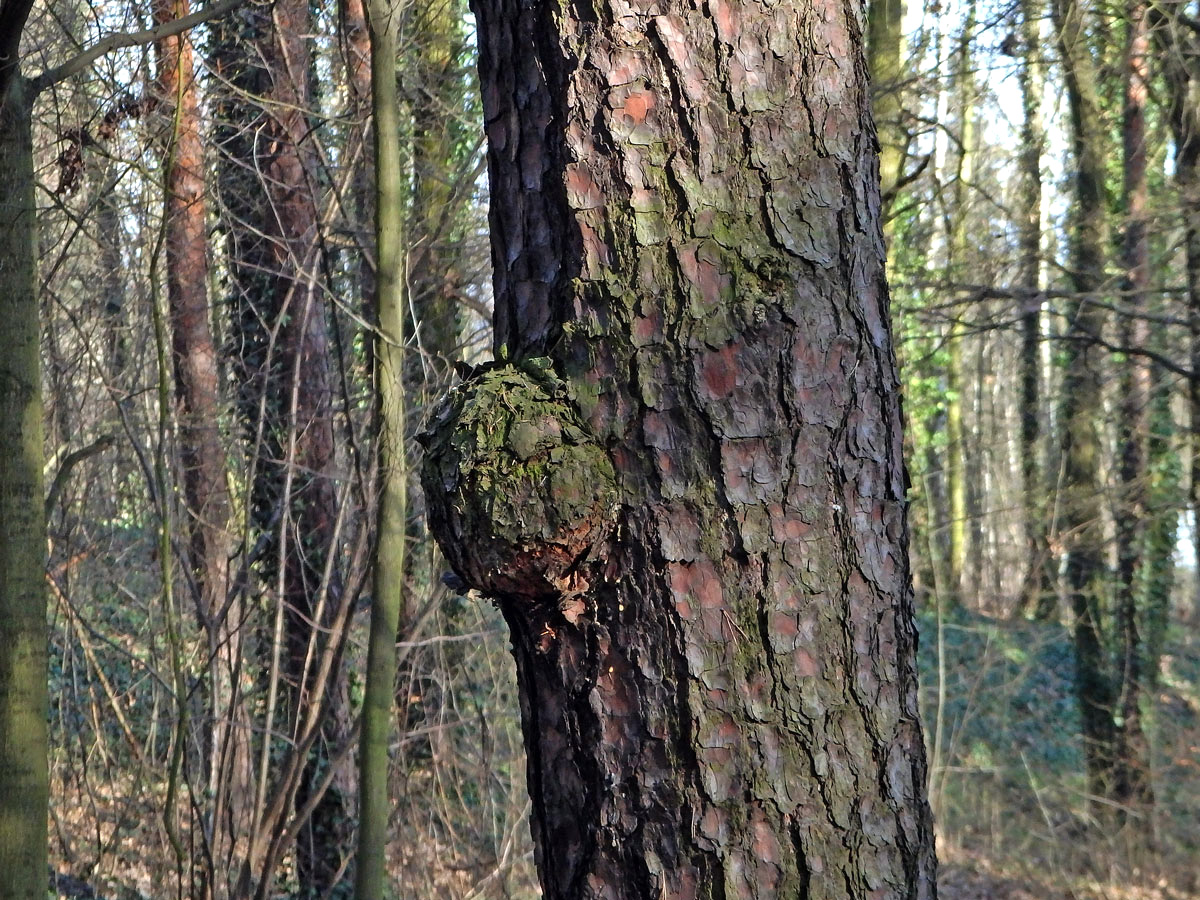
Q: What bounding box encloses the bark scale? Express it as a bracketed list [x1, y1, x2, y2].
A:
[423, 0, 938, 896]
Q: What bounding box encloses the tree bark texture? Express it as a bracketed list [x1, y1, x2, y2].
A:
[0, 75, 50, 900]
[423, 0, 938, 896]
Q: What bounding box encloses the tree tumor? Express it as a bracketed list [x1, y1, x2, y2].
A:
[419, 359, 618, 610]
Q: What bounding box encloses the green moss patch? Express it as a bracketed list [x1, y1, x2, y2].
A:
[420, 359, 618, 604]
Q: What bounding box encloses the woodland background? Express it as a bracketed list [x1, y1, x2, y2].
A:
[12, 0, 1200, 896]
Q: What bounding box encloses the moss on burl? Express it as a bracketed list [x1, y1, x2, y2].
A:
[420, 359, 617, 604]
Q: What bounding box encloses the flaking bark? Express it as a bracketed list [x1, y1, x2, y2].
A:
[424, 0, 939, 896]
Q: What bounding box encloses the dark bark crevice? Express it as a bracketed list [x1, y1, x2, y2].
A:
[425, 0, 938, 895]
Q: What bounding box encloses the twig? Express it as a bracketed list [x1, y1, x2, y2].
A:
[30, 0, 246, 93]
[44, 434, 115, 516]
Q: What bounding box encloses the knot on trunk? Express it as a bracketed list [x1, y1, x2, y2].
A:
[420, 359, 617, 610]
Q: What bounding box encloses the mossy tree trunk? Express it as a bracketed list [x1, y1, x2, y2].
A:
[1112, 0, 1153, 814]
[868, 0, 907, 215]
[1016, 0, 1056, 620]
[402, 0, 470, 626]
[1051, 0, 1118, 802]
[422, 0, 938, 895]
[1140, 351, 1178, 696]
[408, 0, 469, 377]
[1151, 0, 1200, 625]
[0, 73, 50, 900]
[941, 2, 978, 609]
[354, 0, 407, 894]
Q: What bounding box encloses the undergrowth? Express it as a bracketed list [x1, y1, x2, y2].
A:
[918, 606, 1200, 899]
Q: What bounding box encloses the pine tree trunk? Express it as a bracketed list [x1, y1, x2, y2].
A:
[422, 0, 939, 895]
[153, 4, 252, 890]
[0, 74, 50, 900]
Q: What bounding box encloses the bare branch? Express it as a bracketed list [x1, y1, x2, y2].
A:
[44, 434, 116, 516]
[30, 0, 245, 94]
[0, 0, 35, 99]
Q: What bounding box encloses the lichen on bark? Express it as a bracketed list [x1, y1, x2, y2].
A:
[420, 358, 618, 618]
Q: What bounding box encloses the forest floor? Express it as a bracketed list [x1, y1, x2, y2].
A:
[49, 602, 1199, 899]
[919, 606, 1200, 900]
[939, 848, 1192, 900]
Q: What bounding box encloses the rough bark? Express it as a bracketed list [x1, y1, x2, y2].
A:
[423, 0, 938, 896]
[0, 73, 50, 900]
[1051, 0, 1117, 801]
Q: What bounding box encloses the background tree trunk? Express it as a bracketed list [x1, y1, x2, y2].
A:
[1112, 0, 1153, 814]
[1017, 0, 1054, 619]
[1151, 0, 1200, 624]
[0, 73, 50, 900]
[152, 2, 250, 889]
[212, 2, 352, 890]
[354, 1, 407, 894]
[423, 0, 939, 895]
[869, 0, 907, 212]
[1052, 0, 1118, 802]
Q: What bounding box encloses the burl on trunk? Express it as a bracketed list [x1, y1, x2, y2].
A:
[421, 0, 938, 896]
